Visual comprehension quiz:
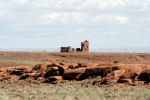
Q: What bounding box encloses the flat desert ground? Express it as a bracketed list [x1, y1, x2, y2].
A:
[0, 52, 150, 100]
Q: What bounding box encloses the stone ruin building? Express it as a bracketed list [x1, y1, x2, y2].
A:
[60, 40, 89, 53]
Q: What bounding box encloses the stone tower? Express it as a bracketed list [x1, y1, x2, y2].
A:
[81, 40, 89, 53]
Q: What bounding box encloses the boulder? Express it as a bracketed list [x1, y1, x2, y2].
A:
[47, 63, 58, 67]
[44, 67, 60, 78]
[79, 66, 113, 80]
[9, 66, 32, 76]
[138, 70, 150, 85]
[117, 73, 138, 83]
[10, 69, 24, 76]
[112, 66, 120, 71]
[44, 66, 65, 78]
[31, 64, 45, 73]
[111, 69, 126, 79]
[36, 77, 45, 82]
[62, 68, 86, 80]
[68, 63, 87, 69]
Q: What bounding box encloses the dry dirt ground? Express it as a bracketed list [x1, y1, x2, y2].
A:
[0, 51, 150, 100]
[1, 52, 150, 66]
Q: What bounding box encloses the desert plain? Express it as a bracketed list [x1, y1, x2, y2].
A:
[0, 51, 150, 100]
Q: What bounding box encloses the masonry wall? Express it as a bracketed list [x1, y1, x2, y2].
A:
[60, 46, 71, 52]
[60, 40, 89, 53]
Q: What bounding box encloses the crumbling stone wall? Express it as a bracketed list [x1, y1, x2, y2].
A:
[60, 46, 71, 52]
[76, 48, 81, 52]
[60, 40, 89, 53]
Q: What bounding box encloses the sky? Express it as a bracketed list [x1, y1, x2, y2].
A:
[0, 0, 150, 50]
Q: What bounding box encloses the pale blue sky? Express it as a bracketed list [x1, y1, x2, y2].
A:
[0, 0, 150, 50]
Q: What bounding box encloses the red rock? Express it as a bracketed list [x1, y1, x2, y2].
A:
[79, 66, 113, 80]
[63, 68, 86, 80]
[138, 70, 150, 85]
[44, 66, 65, 78]
[111, 69, 126, 79]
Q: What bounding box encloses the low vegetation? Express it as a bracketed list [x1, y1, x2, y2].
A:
[0, 80, 150, 100]
[0, 52, 45, 67]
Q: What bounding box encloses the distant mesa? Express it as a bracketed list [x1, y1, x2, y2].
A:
[60, 40, 89, 53]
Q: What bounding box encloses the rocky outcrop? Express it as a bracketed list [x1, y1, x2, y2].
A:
[0, 63, 150, 86]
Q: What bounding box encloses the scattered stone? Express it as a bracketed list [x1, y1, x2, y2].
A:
[138, 70, 150, 85]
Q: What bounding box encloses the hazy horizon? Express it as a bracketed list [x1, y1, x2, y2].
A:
[0, 47, 150, 53]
